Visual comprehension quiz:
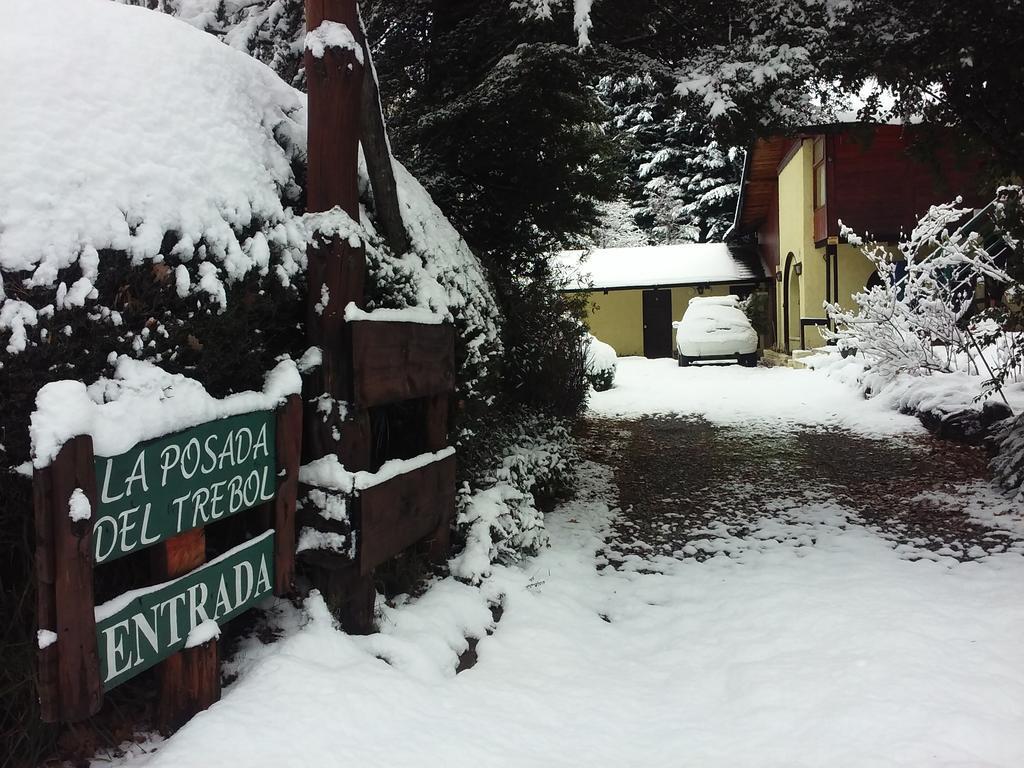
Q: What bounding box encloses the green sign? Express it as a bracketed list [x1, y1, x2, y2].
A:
[95, 530, 275, 691]
[93, 411, 277, 564]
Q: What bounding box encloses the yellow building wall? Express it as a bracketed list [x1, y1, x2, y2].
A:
[575, 284, 741, 357]
[579, 289, 644, 356]
[835, 243, 880, 312]
[775, 139, 830, 350]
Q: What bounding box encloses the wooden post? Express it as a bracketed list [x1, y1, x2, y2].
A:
[52, 437, 103, 721]
[304, 0, 376, 632]
[320, 562, 376, 635]
[425, 393, 453, 563]
[305, 0, 366, 461]
[274, 394, 302, 596]
[34, 435, 103, 722]
[153, 528, 219, 731]
[34, 461, 58, 723]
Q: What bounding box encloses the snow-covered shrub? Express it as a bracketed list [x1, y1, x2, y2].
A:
[450, 412, 576, 583]
[824, 197, 1021, 391]
[991, 414, 1024, 502]
[823, 190, 1024, 498]
[584, 333, 617, 391]
[742, 290, 772, 347]
[499, 271, 590, 419]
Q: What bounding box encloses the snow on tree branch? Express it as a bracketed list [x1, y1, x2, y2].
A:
[824, 197, 1020, 391]
[511, 0, 595, 49]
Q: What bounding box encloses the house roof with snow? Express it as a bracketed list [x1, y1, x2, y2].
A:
[554, 243, 768, 292]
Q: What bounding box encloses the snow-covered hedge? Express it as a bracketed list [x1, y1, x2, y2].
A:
[1, 0, 309, 358]
[1, 0, 500, 394]
[119, 0, 307, 87]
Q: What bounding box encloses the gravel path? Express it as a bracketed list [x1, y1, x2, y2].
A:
[579, 416, 1024, 565]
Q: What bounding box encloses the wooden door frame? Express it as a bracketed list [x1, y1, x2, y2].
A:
[782, 252, 795, 354]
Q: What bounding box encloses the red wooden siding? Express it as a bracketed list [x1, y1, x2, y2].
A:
[827, 126, 984, 242]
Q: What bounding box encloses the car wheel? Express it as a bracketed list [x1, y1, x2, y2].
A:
[678, 355, 691, 367]
[739, 354, 757, 367]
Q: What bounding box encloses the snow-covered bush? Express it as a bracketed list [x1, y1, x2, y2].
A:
[499, 272, 590, 419]
[450, 413, 576, 583]
[584, 333, 617, 391]
[0, 0, 502, 415]
[991, 414, 1024, 502]
[824, 197, 1021, 391]
[823, 189, 1024, 497]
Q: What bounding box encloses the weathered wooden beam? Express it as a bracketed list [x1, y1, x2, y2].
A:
[424, 395, 453, 563]
[356, 13, 412, 258]
[33, 462, 59, 722]
[305, 0, 366, 462]
[423, 394, 450, 453]
[318, 561, 376, 635]
[305, 0, 363, 219]
[303, 0, 377, 631]
[273, 394, 302, 595]
[46, 436, 103, 722]
[351, 322, 455, 407]
[359, 454, 457, 574]
[152, 528, 219, 732]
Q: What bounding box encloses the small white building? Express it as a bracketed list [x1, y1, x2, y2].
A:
[555, 243, 768, 357]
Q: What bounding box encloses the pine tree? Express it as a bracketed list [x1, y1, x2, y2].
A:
[364, 0, 621, 269]
[595, 69, 740, 244]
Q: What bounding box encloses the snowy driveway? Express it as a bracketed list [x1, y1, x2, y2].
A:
[589, 356, 922, 434]
[103, 359, 1024, 768]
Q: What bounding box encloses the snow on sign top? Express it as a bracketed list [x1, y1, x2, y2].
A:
[554, 243, 767, 291]
[30, 356, 301, 469]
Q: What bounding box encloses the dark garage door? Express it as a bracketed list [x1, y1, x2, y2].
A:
[642, 289, 673, 358]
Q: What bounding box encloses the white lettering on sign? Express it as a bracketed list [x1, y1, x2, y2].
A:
[98, 547, 273, 685]
[95, 419, 274, 563]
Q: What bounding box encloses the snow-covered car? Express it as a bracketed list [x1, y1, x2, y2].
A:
[584, 333, 617, 391]
[673, 296, 759, 367]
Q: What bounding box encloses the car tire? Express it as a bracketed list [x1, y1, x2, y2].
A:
[738, 354, 758, 367]
[678, 355, 691, 367]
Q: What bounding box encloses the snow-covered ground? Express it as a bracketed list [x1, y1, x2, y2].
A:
[98, 359, 1024, 767]
[807, 347, 1024, 421]
[590, 356, 923, 436]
